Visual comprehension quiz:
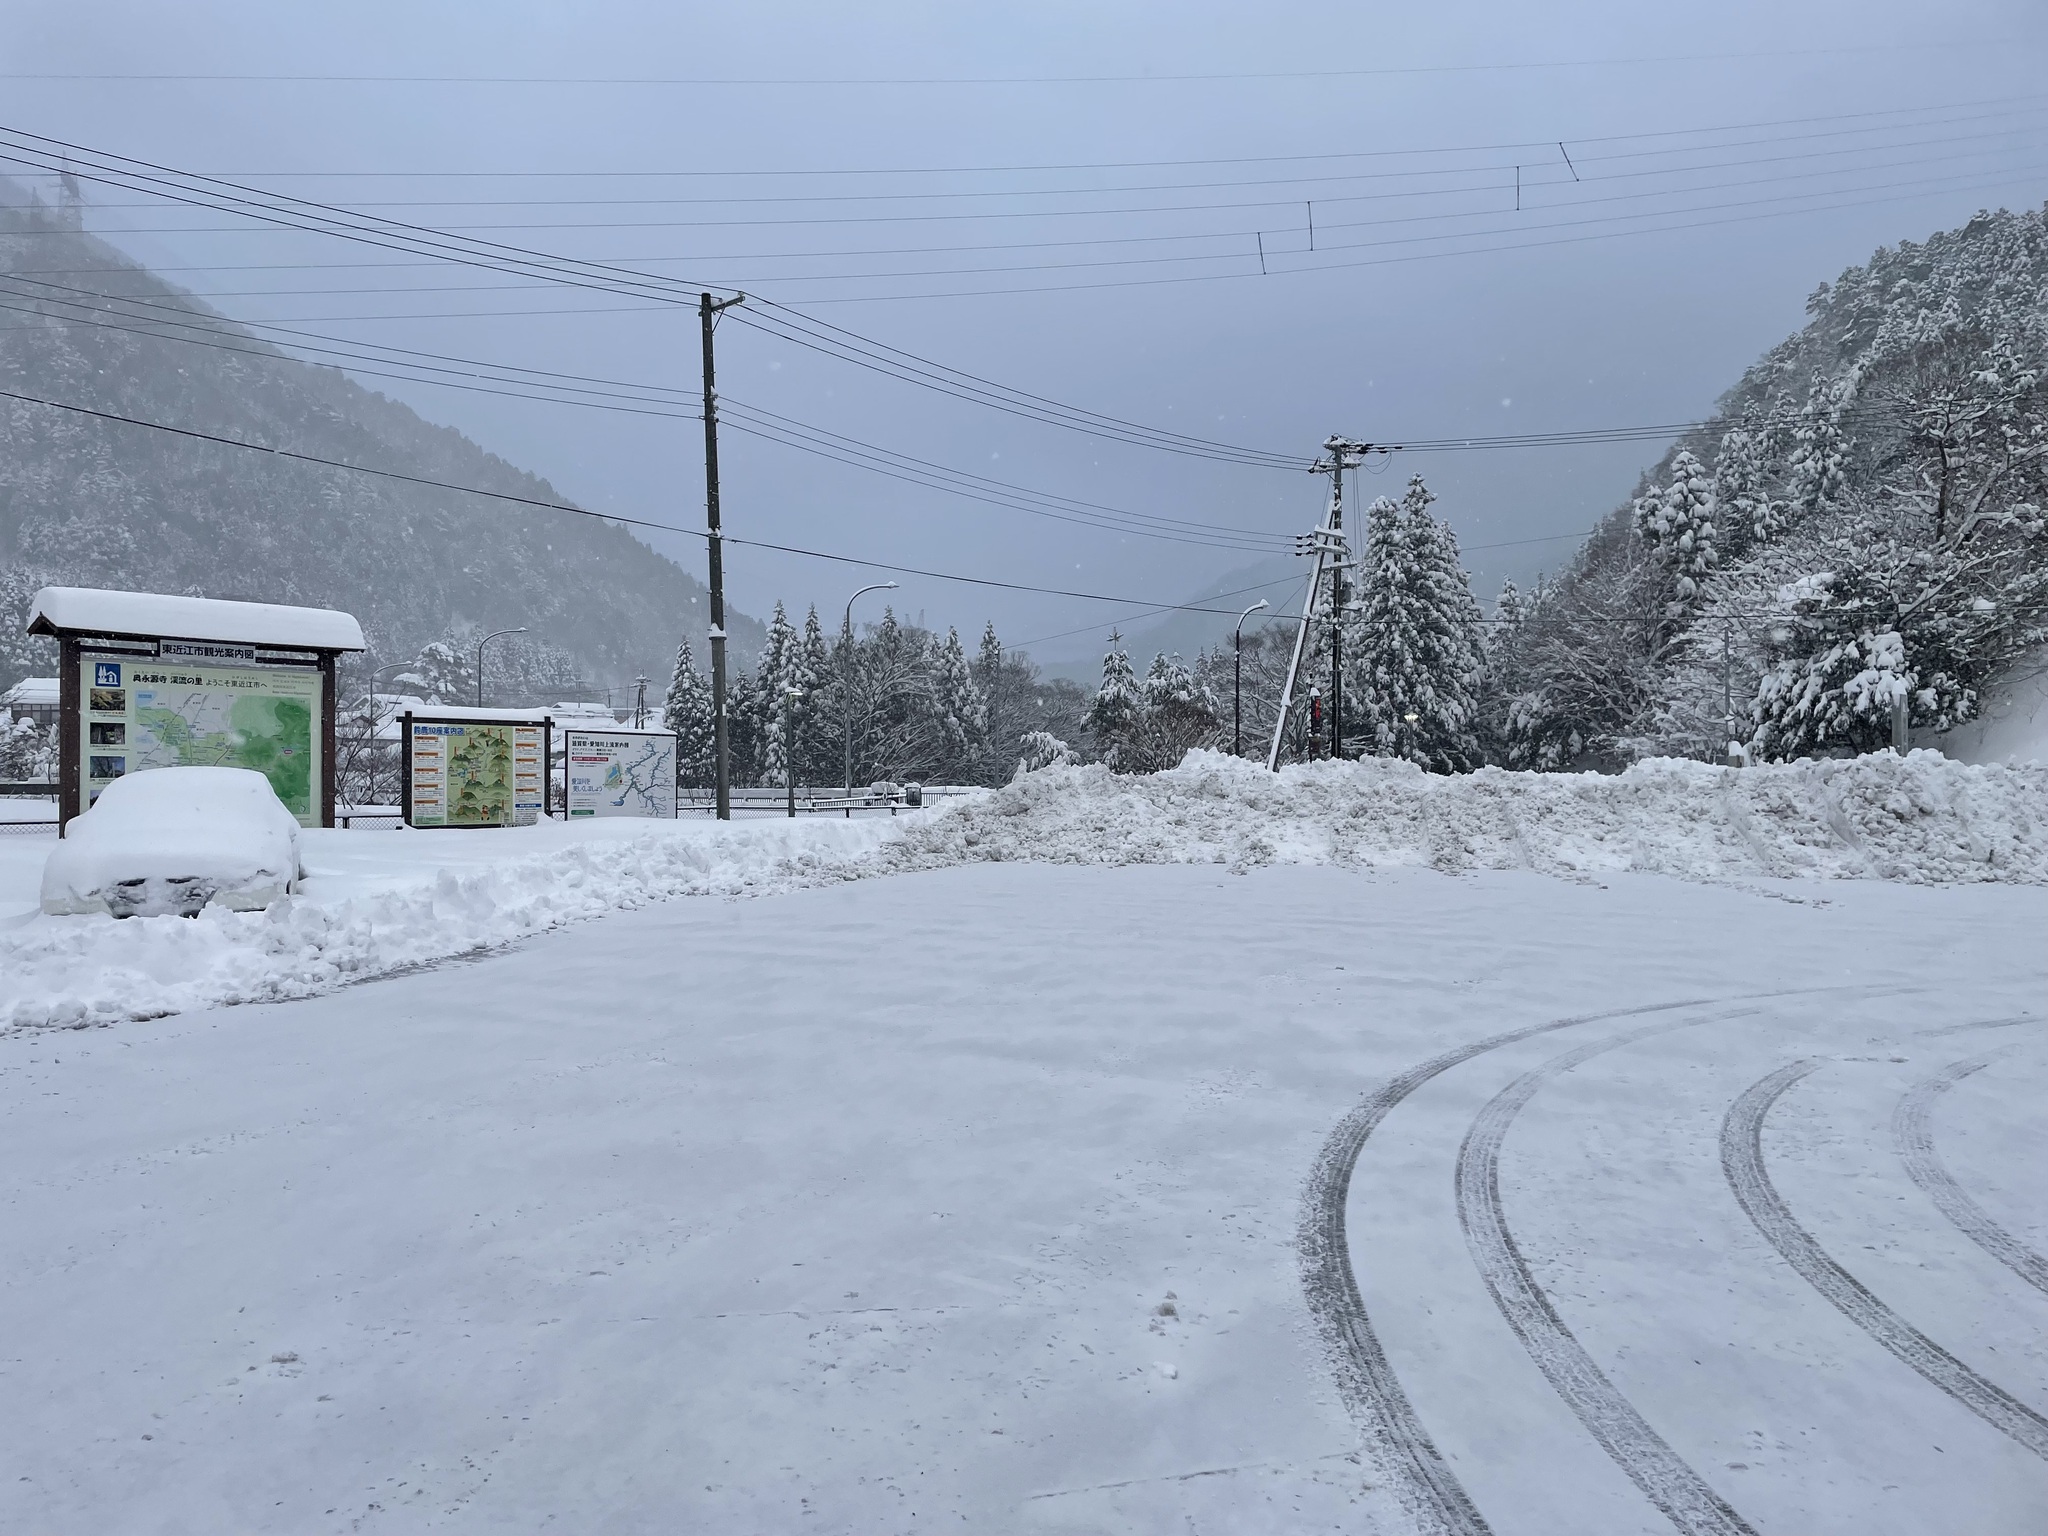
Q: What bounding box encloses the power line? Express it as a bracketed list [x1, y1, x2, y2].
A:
[0, 123, 1309, 468]
[0, 386, 1306, 615]
[1, 270, 1915, 462]
[145, 92, 2048, 178]
[0, 279, 1297, 551]
[54, 105, 2048, 214]
[0, 40, 2017, 86]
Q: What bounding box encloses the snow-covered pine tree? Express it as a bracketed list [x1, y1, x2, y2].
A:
[398, 637, 472, 705]
[1475, 578, 1528, 762]
[975, 621, 1006, 779]
[1012, 729, 1077, 777]
[662, 635, 717, 787]
[1134, 651, 1219, 769]
[1634, 448, 1718, 606]
[1712, 426, 1780, 552]
[755, 601, 798, 782]
[925, 626, 986, 783]
[1085, 639, 1141, 770]
[725, 669, 763, 786]
[792, 605, 835, 784]
[1344, 477, 1486, 772]
[1787, 378, 1851, 519]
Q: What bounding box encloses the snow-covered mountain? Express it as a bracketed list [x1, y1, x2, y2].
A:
[1492, 203, 2048, 767]
[0, 189, 764, 694]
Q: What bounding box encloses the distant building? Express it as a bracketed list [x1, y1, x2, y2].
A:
[1, 677, 60, 731]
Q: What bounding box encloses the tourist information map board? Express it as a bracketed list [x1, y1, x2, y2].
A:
[403, 715, 549, 828]
[563, 726, 679, 819]
[78, 650, 324, 826]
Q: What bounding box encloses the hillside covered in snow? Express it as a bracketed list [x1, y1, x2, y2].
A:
[1490, 204, 2048, 769]
[0, 188, 764, 695]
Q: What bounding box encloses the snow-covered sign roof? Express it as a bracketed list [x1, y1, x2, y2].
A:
[1, 677, 59, 706]
[401, 705, 554, 723]
[26, 587, 365, 651]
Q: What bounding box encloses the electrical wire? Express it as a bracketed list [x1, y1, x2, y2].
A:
[0, 386, 1316, 612]
[0, 39, 2017, 87]
[0, 123, 1310, 468]
[0, 278, 1297, 551]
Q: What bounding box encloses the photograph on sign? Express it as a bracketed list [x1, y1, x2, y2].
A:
[78, 655, 323, 826]
[564, 727, 678, 819]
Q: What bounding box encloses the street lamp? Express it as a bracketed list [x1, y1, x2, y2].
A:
[476, 627, 526, 708]
[1234, 600, 1269, 757]
[841, 582, 898, 796]
[783, 683, 803, 818]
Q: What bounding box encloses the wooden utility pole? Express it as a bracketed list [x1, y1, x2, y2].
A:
[699, 290, 745, 820]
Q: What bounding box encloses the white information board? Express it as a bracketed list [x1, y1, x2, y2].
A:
[564, 727, 678, 819]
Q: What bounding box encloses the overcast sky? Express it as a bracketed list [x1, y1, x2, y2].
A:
[8, 0, 2048, 670]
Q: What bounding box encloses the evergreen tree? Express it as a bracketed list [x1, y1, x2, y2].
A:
[1787, 379, 1851, 518]
[926, 626, 987, 782]
[1344, 477, 1486, 772]
[1134, 651, 1219, 769]
[662, 635, 716, 787]
[792, 605, 835, 784]
[726, 670, 763, 786]
[1634, 448, 1718, 605]
[755, 601, 799, 782]
[1712, 426, 1779, 551]
[975, 621, 1006, 779]
[1086, 638, 1142, 770]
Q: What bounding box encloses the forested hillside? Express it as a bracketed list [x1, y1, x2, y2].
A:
[0, 187, 761, 697]
[1493, 204, 2048, 766]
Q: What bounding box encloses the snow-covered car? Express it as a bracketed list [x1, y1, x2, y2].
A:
[41, 767, 303, 918]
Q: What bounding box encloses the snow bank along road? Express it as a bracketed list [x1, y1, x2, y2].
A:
[3, 747, 2045, 1034]
[1, 855, 2044, 1531]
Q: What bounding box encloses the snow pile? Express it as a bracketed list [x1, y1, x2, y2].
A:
[8, 748, 2044, 1034]
[41, 767, 301, 917]
[875, 749, 2048, 884]
[2, 818, 891, 1033]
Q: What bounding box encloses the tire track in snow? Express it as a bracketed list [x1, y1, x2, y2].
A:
[1454, 1014, 1763, 1536]
[1297, 996, 1725, 1536]
[1896, 1049, 2048, 1298]
[1723, 1059, 2048, 1461]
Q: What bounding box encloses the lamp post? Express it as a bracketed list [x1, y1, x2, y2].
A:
[476, 627, 526, 708]
[841, 581, 898, 796]
[1234, 600, 1269, 757]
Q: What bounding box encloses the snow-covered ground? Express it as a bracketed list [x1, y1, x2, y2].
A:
[1, 860, 2042, 1533]
[4, 749, 2045, 1034]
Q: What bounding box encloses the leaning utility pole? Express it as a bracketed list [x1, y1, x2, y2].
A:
[699, 290, 745, 820]
[1268, 437, 1374, 771]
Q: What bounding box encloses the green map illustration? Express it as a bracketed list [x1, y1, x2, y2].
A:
[445, 725, 515, 825]
[126, 670, 319, 821]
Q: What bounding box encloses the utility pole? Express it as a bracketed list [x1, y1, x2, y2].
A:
[784, 684, 801, 816]
[1269, 437, 1374, 771]
[700, 290, 745, 820]
[633, 674, 649, 730]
